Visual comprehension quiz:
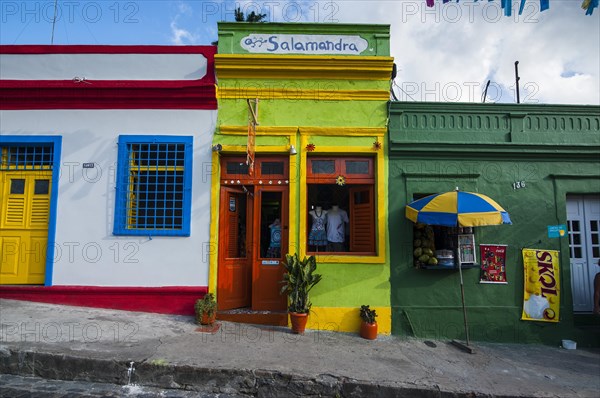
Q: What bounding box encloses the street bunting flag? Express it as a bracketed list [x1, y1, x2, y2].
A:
[480, 244, 508, 284]
[521, 249, 560, 323]
[426, 0, 598, 16]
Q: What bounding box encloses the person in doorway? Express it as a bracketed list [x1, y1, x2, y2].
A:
[308, 206, 328, 248]
[326, 204, 349, 252]
[266, 218, 281, 258]
[594, 259, 600, 315]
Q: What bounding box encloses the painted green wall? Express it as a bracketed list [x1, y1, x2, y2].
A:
[388, 102, 600, 346]
[312, 262, 390, 306]
[215, 23, 393, 312]
[217, 97, 388, 128]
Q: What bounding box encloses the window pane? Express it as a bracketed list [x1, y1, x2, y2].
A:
[1, 145, 54, 170]
[346, 160, 369, 174]
[573, 234, 581, 245]
[34, 180, 49, 195]
[261, 161, 284, 175]
[590, 220, 598, 232]
[227, 193, 247, 259]
[593, 247, 599, 258]
[354, 190, 370, 204]
[260, 191, 282, 259]
[128, 154, 185, 230]
[226, 161, 248, 176]
[572, 221, 580, 232]
[10, 179, 25, 194]
[574, 247, 582, 258]
[311, 160, 335, 175]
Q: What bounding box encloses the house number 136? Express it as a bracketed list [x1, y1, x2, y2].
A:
[512, 181, 526, 189]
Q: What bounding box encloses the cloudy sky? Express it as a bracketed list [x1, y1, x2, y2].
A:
[1, 0, 598, 104]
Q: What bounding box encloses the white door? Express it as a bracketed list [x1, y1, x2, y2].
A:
[567, 195, 600, 312]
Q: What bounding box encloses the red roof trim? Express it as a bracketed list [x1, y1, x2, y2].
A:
[0, 45, 217, 55]
[1, 80, 215, 89]
[0, 46, 217, 110]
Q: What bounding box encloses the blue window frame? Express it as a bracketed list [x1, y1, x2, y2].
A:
[114, 135, 193, 237]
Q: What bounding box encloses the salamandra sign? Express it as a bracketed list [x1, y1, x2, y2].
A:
[240, 34, 369, 55]
[522, 249, 560, 323]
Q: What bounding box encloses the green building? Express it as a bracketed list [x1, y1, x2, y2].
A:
[388, 101, 600, 345]
[210, 22, 394, 333]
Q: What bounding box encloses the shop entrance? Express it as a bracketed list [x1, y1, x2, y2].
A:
[567, 195, 600, 312]
[217, 156, 289, 322]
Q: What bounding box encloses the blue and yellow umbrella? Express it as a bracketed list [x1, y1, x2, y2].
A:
[406, 189, 511, 349]
[406, 190, 511, 227]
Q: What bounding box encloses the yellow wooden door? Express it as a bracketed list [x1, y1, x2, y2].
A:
[0, 171, 52, 284]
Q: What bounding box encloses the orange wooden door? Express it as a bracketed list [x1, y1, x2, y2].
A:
[252, 186, 288, 311]
[217, 187, 252, 310]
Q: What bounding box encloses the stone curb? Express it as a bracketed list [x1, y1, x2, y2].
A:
[0, 347, 529, 398]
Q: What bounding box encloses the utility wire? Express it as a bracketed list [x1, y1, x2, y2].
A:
[392, 80, 418, 102]
[51, 0, 58, 44]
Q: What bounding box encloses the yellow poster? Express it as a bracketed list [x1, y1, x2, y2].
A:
[522, 249, 560, 322]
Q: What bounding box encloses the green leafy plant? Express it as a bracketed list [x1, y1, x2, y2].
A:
[234, 6, 267, 22]
[360, 305, 377, 324]
[280, 254, 322, 314]
[195, 293, 217, 318]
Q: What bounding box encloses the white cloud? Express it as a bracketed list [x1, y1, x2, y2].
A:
[169, 2, 198, 45]
[187, 0, 598, 104]
[314, 0, 600, 104]
[170, 18, 199, 45]
[177, 1, 193, 15]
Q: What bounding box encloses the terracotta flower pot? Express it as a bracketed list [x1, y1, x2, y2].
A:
[360, 321, 378, 340]
[289, 312, 308, 334]
[199, 312, 216, 326]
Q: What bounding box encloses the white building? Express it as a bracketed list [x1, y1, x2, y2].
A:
[0, 46, 217, 314]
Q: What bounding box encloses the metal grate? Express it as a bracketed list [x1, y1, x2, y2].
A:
[0, 145, 54, 170]
[123, 143, 186, 230]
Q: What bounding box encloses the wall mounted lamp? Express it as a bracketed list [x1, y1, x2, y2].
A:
[289, 145, 297, 155]
[212, 144, 222, 152]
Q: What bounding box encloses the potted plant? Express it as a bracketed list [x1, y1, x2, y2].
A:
[195, 293, 217, 326]
[280, 253, 322, 334]
[359, 305, 378, 340]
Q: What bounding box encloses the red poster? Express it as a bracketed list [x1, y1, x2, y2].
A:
[480, 244, 508, 284]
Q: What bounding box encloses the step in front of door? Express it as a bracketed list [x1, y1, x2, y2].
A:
[217, 309, 288, 326]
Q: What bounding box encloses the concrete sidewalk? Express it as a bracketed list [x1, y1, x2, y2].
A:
[1, 299, 599, 397]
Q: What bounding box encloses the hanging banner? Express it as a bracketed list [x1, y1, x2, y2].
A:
[479, 244, 508, 284]
[521, 249, 560, 323]
[246, 99, 258, 176]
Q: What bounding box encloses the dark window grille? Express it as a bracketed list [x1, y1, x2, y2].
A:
[114, 137, 192, 236]
[0, 145, 54, 170]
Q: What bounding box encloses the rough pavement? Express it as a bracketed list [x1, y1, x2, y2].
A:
[1, 299, 599, 397]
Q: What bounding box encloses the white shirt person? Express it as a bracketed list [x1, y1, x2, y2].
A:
[326, 205, 349, 252]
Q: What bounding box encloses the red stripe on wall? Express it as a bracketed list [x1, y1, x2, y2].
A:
[0, 83, 217, 110]
[0, 286, 208, 315]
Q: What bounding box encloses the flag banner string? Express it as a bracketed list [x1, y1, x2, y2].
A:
[426, 0, 598, 16]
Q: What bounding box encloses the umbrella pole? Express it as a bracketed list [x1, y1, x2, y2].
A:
[458, 258, 470, 346]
